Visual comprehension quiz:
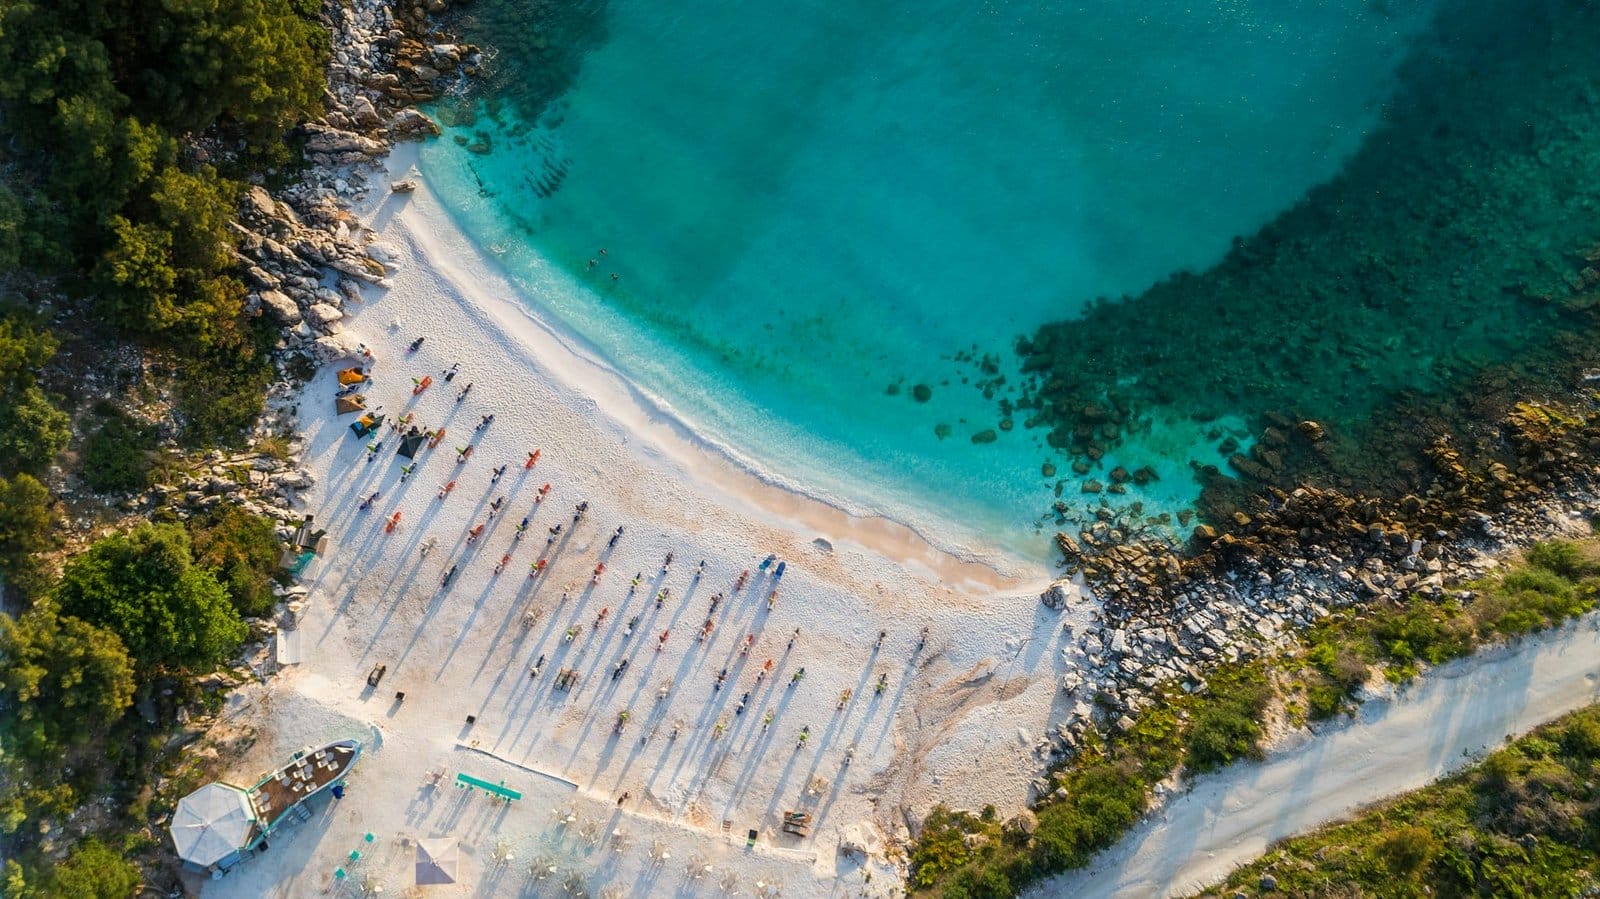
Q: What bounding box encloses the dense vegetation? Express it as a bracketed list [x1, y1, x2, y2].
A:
[909, 540, 1600, 897]
[0, 0, 328, 895]
[1195, 702, 1600, 897]
[0, 0, 327, 443]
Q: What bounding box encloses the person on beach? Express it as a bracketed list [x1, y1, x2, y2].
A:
[695, 560, 706, 578]
[490, 495, 506, 514]
[735, 692, 749, 715]
[739, 634, 754, 656]
[573, 501, 588, 524]
[759, 554, 776, 571]
[616, 791, 629, 806]
[918, 625, 930, 651]
[876, 630, 887, 650]
[467, 523, 485, 544]
[714, 667, 728, 690]
[587, 258, 597, 270]
[613, 659, 629, 680]
[624, 614, 639, 637]
[595, 607, 609, 627]
[420, 536, 437, 557]
[790, 668, 805, 686]
[708, 593, 721, 614]
[661, 551, 673, 574]
[442, 564, 457, 587]
[536, 483, 551, 501]
[530, 654, 545, 678]
[455, 445, 474, 463]
[490, 464, 507, 483]
[655, 588, 669, 610]
[400, 463, 416, 482]
[735, 570, 748, 591]
[609, 525, 624, 548]
[526, 449, 542, 468]
[359, 491, 380, 510]
[438, 481, 456, 499]
[762, 711, 774, 731]
[767, 589, 778, 611]
[529, 559, 547, 576]
[515, 517, 530, 539]
[797, 725, 810, 749]
[657, 629, 669, 651]
[457, 382, 473, 402]
[876, 672, 888, 694]
[408, 336, 425, 352]
[787, 627, 799, 650]
[630, 572, 642, 590]
[475, 413, 495, 431]
[365, 440, 383, 462]
[494, 554, 510, 575]
[358, 342, 374, 360]
[444, 362, 459, 382]
[775, 560, 787, 579]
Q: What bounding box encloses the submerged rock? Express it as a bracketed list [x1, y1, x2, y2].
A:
[912, 383, 933, 402]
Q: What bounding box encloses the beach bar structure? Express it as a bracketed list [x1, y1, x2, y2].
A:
[170, 739, 362, 875]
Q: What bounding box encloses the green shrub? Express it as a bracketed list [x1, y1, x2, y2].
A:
[1377, 824, 1439, 878]
[1524, 540, 1593, 580]
[46, 837, 140, 899]
[1558, 716, 1600, 761]
[80, 410, 155, 493]
[188, 506, 284, 616]
[1185, 667, 1271, 772]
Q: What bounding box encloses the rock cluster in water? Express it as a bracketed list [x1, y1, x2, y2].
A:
[1007, 0, 1600, 525]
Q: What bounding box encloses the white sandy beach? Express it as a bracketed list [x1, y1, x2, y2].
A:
[201, 146, 1083, 898]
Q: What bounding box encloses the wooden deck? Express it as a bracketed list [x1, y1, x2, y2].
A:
[248, 740, 360, 830]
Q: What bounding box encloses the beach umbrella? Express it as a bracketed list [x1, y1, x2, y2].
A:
[337, 366, 367, 386]
[170, 783, 257, 869]
[414, 838, 459, 885]
[335, 394, 367, 414]
[397, 433, 427, 459]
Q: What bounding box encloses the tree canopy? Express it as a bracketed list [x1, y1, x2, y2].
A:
[0, 473, 55, 598]
[0, 0, 326, 441]
[54, 523, 246, 674]
[0, 604, 135, 763]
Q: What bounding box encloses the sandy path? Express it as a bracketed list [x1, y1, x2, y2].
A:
[1036, 614, 1600, 898]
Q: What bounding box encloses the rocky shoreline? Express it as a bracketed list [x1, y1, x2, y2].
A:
[149, 0, 481, 560]
[1032, 392, 1600, 784]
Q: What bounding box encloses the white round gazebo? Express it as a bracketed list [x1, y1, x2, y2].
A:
[170, 782, 258, 870]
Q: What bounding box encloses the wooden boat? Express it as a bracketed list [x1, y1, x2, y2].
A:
[247, 738, 363, 835]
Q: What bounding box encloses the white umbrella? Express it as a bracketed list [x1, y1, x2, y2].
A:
[415, 838, 459, 885]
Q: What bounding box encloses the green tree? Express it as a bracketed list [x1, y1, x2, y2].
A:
[54, 523, 246, 674]
[0, 472, 56, 598]
[1, 859, 26, 899]
[0, 386, 70, 477]
[0, 605, 135, 762]
[48, 838, 140, 899]
[189, 506, 284, 616]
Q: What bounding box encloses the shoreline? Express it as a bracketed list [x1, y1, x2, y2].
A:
[375, 143, 1039, 595]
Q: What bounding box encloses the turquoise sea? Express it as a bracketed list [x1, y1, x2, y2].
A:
[418, 0, 1440, 560]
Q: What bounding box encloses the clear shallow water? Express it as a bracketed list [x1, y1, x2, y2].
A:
[420, 0, 1437, 561]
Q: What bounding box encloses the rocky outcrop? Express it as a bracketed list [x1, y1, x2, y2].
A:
[229, 0, 479, 361]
